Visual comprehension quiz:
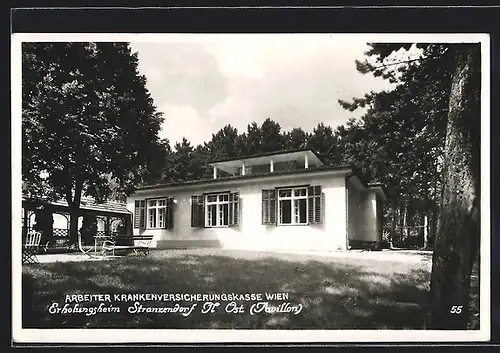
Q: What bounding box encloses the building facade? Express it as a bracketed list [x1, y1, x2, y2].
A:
[127, 149, 387, 252]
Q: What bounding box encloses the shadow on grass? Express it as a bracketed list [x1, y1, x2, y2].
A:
[22, 249, 431, 329]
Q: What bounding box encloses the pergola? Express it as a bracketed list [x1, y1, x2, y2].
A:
[21, 196, 133, 242]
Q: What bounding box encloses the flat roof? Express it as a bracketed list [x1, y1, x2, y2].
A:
[208, 148, 324, 175]
[207, 148, 325, 164]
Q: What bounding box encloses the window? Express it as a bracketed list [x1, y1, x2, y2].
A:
[191, 192, 239, 228]
[148, 199, 167, 228]
[262, 185, 322, 226]
[206, 193, 230, 227]
[278, 187, 308, 225]
[134, 198, 173, 230]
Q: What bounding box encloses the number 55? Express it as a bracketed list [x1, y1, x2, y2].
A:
[450, 305, 463, 314]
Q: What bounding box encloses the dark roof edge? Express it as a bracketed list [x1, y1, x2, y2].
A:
[21, 196, 130, 214]
[345, 167, 389, 200]
[367, 182, 389, 198]
[207, 148, 325, 165]
[136, 164, 353, 191]
[345, 165, 371, 188]
[22, 196, 126, 205]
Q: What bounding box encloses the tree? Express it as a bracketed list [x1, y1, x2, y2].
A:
[284, 127, 309, 150]
[241, 122, 262, 155]
[167, 138, 207, 182]
[338, 43, 454, 248]
[205, 124, 241, 160]
[341, 42, 481, 328]
[22, 42, 164, 245]
[307, 123, 339, 165]
[426, 45, 481, 329]
[150, 138, 173, 185]
[259, 118, 286, 153]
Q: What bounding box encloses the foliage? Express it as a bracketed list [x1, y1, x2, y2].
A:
[163, 138, 206, 183]
[345, 42, 481, 329]
[284, 128, 309, 150]
[335, 43, 457, 248]
[307, 123, 340, 165]
[22, 42, 166, 242]
[22, 42, 165, 205]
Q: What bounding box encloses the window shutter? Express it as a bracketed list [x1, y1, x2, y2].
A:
[270, 190, 276, 224]
[262, 189, 277, 225]
[262, 190, 269, 224]
[165, 197, 174, 229]
[191, 195, 204, 227]
[197, 196, 205, 227]
[134, 201, 140, 228]
[139, 200, 146, 229]
[134, 200, 146, 229]
[308, 186, 322, 224]
[229, 191, 240, 226]
[191, 196, 198, 227]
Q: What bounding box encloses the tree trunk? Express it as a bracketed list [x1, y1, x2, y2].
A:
[402, 204, 408, 246]
[426, 45, 481, 329]
[407, 201, 413, 247]
[397, 203, 405, 247]
[429, 203, 437, 249]
[430, 160, 440, 248]
[423, 214, 429, 249]
[68, 208, 80, 246]
[65, 182, 83, 246]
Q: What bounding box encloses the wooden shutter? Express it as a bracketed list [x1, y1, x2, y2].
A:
[165, 197, 174, 229]
[134, 200, 146, 229]
[191, 195, 205, 227]
[262, 189, 277, 225]
[308, 185, 322, 224]
[134, 201, 140, 228]
[229, 191, 240, 226]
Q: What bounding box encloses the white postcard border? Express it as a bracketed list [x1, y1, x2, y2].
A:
[11, 32, 491, 344]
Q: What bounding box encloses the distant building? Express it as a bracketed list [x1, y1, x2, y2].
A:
[22, 196, 131, 241]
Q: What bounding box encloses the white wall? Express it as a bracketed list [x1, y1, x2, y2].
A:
[128, 171, 349, 252]
[344, 178, 384, 245]
[346, 179, 361, 241]
[358, 191, 381, 242]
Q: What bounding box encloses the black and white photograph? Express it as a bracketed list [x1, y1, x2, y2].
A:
[12, 32, 490, 343]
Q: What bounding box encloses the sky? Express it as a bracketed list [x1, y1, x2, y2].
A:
[129, 35, 409, 147]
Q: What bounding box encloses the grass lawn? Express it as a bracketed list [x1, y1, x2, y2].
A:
[21, 249, 478, 329]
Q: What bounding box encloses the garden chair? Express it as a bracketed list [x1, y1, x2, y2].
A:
[22, 230, 42, 264]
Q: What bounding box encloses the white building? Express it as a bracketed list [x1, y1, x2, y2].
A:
[127, 149, 387, 252]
